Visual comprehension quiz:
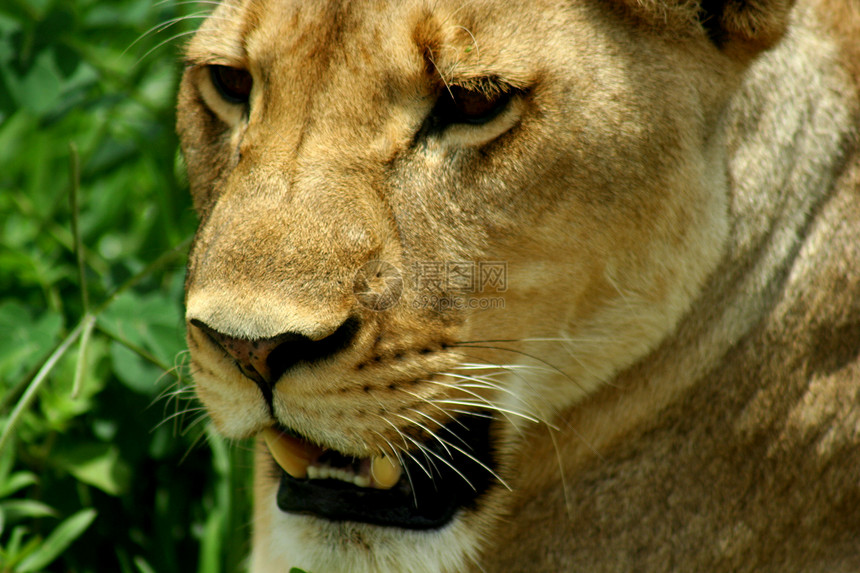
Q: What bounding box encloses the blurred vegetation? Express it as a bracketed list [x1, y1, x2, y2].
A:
[0, 0, 253, 571]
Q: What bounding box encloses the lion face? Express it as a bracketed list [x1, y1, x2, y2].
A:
[177, 0, 757, 570]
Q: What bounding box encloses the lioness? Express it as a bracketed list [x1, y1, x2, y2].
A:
[176, 0, 860, 570]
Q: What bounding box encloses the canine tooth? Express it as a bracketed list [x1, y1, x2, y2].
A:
[371, 455, 402, 489]
[261, 427, 321, 479]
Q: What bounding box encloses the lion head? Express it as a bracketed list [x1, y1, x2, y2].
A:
[174, 0, 860, 570]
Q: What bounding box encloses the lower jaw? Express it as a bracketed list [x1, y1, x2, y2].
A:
[274, 414, 497, 530]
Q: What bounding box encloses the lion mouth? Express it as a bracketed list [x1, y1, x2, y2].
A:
[263, 414, 497, 529]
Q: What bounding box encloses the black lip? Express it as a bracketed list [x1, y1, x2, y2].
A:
[275, 414, 497, 529]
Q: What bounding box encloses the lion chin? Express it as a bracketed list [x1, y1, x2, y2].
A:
[175, 0, 860, 571]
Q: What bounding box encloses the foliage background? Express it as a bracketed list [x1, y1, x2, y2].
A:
[0, 0, 253, 571]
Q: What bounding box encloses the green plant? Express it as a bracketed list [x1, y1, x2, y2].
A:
[0, 444, 97, 573]
[0, 0, 253, 570]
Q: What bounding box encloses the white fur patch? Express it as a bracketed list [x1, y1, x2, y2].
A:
[251, 500, 483, 573]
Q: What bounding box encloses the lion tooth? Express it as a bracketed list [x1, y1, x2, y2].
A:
[261, 427, 321, 479]
[370, 455, 402, 489]
[262, 428, 402, 490]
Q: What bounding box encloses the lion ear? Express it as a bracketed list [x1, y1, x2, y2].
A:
[699, 0, 795, 57]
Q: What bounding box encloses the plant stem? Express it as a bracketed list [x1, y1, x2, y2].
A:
[68, 142, 90, 314]
[0, 321, 86, 454]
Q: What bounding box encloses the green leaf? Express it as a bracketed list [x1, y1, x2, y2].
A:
[0, 301, 63, 384]
[0, 438, 13, 477]
[17, 508, 97, 572]
[0, 317, 87, 453]
[196, 503, 225, 573]
[51, 443, 130, 496]
[7, 50, 64, 115]
[0, 499, 56, 521]
[21, 0, 55, 20]
[0, 471, 37, 497]
[134, 556, 158, 573]
[109, 341, 161, 395]
[40, 334, 108, 428]
[3, 526, 41, 566]
[101, 291, 185, 363]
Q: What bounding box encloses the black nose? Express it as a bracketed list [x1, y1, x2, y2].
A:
[190, 317, 360, 401]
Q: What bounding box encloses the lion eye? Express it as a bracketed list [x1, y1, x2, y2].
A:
[209, 65, 253, 104]
[433, 85, 513, 126]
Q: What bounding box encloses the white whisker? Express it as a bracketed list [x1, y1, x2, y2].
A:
[393, 413, 453, 459]
[376, 416, 434, 480]
[452, 362, 554, 372]
[406, 408, 472, 451]
[422, 378, 522, 428]
[399, 430, 477, 492]
[401, 389, 468, 430]
[134, 29, 202, 67]
[180, 410, 211, 436]
[399, 433, 445, 483]
[125, 12, 214, 56]
[178, 422, 210, 464]
[547, 426, 573, 521]
[446, 409, 494, 420]
[437, 371, 523, 399]
[430, 399, 541, 424]
[370, 429, 418, 506]
[399, 414, 511, 492]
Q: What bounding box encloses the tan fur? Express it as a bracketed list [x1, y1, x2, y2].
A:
[177, 0, 860, 571]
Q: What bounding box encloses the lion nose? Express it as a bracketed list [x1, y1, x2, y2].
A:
[189, 318, 360, 390]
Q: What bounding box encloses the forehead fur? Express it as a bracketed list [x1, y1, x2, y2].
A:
[188, 0, 557, 87]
